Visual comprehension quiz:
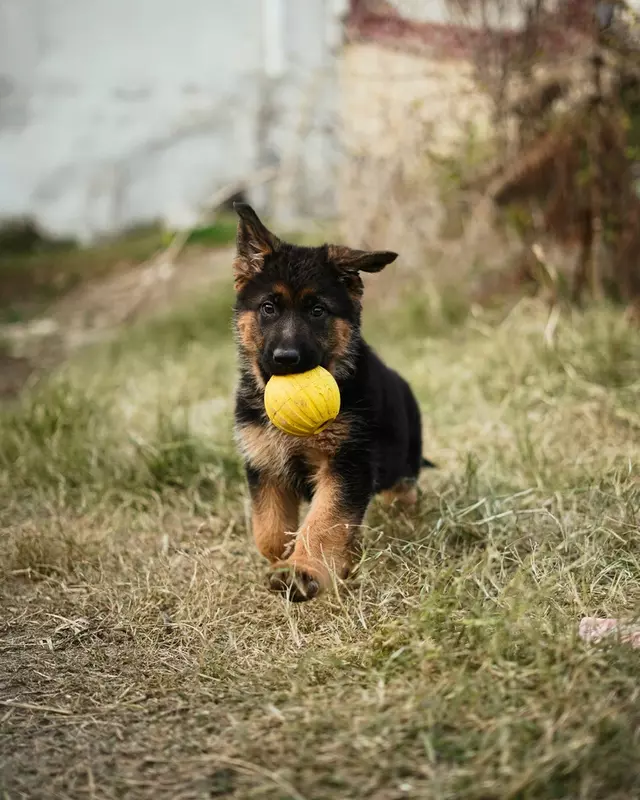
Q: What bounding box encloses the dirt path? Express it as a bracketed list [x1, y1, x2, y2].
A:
[0, 246, 234, 395]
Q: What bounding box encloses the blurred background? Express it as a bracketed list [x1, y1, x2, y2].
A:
[2, 0, 640, 369]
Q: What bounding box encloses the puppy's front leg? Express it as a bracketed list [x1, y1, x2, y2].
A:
[246, 465, 299, 563]
[268, 454, 372, 602]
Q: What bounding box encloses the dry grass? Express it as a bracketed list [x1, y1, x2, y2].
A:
[1, 285, 639, 799]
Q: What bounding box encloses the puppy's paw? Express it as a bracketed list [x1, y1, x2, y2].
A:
[267, 560, 325, 603]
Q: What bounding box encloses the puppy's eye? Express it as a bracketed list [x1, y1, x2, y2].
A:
[261, 301, 276, 316]
[310, 304, 326, 318]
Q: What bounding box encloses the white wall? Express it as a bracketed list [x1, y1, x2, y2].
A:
[0, 0, 341, 242]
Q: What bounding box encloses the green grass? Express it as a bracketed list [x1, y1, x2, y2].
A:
[1, 293, 639, 799]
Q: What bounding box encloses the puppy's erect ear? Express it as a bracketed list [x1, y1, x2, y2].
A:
[327, 245, 398, 274]
[233, 202, 280, 290]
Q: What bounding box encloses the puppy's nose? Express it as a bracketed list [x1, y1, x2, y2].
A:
[273, 347, 301, 367]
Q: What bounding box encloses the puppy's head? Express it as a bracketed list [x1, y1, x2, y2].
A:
[232, 203, 396, 386]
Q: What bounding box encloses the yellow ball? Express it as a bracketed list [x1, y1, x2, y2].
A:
[264, 366, 341, 436]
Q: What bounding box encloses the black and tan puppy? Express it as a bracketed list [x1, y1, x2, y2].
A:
[233, 203, 433, 602]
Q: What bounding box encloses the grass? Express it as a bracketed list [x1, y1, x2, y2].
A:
[1, 288, 639, 799]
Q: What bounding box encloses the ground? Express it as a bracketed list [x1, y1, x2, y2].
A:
[1, 247, 639, 799]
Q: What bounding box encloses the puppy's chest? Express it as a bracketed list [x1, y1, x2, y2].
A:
[235, 416, 350, 479]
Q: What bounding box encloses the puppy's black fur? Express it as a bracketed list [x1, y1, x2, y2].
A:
[232, 203, 434, 601]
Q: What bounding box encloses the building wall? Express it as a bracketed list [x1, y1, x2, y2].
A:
[337, 40, 492, 256]
[0, 0, 343, 242]
[340, 42, 490, 162]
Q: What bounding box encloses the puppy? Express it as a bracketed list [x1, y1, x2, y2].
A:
[233, 203, 433, 601]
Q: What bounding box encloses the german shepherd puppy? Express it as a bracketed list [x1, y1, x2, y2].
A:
[233, 203, 433, 602]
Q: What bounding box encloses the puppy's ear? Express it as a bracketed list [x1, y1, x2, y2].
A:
[233, 203, 280, 291]
[327, 245, 398, 274]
